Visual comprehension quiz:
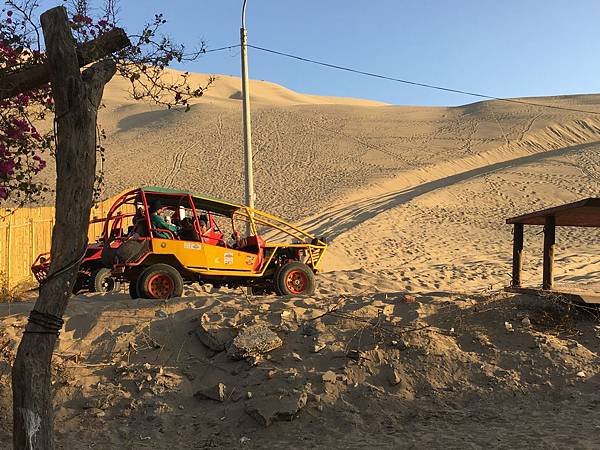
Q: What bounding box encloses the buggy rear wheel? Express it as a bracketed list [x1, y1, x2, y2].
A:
[274, 262, 315, 296]
[137, 264, 184, 299]
[92, 267, 120, 293]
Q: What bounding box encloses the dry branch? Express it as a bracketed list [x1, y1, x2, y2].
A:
[0, 27, 130, 100]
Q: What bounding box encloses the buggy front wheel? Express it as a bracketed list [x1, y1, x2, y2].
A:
[138, 264, 184, 299]
[274, 262, 315, 296]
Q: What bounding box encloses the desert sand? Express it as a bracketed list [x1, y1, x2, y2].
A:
[1, 71, 600, 448]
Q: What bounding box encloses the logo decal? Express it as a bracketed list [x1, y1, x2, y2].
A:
[224, 252, 234, 265]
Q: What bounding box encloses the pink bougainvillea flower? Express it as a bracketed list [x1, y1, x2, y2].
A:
[0, 160, 16, 176]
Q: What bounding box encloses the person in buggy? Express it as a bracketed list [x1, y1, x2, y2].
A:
[149, 199, 179, 239]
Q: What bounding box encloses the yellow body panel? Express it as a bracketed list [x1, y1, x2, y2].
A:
[151, 238, 258, 274]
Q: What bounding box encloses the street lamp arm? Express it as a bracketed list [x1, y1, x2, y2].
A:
[242, 0, 248, 29]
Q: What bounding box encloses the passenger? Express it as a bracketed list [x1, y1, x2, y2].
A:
[230, 230, 247, 249]
[179, 217, 199, 241]
[199, 219, 208, 234]
[128, 207, 147, 237]
[149, 200, 178, 239]
[199, 214, 209, 233]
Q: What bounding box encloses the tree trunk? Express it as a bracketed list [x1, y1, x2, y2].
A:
[11, 7, 119, 450]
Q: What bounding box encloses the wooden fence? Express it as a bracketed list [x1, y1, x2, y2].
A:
[0, 192, 124, 290]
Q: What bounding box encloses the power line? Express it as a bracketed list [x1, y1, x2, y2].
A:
[203, 44, 241, 53]
[247, 44, 600, 116]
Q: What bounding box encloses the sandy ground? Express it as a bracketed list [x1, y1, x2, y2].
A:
[2, 72, 600, 448]
[3, 286, 600, 449]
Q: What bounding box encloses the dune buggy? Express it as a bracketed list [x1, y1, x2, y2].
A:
[101, 186, 327, 299]
[31, 215, 126, 294]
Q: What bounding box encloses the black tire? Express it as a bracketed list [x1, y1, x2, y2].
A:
[274, 262, 315, 296]
[92, 267, 120, 293]
[129, 280, 139, 299]
[137, 264, 184, 299]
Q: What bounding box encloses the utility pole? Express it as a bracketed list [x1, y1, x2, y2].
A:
[240, 0, 254, 209]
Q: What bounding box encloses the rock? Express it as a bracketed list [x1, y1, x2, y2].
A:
[521, 317, 532, 328]
[240, 436, 251, 445]
[397, 340, 409, 350]
[196, 314, 236, 352]
[267, 370, 277, 379]
[280, 310, 294, 323]
[312, 342, 326, 353]
[402, 294, 416, 304]
[245, 391, 308, 426]
[291, 352, 302, 361]
[227, 323, 283, 360]
[322, 371, 337, 383]
[155, 309, 168, 319]
[300, 320, 326, 336]
[577, 371, 587, 378]
[504, 322, 514, 332]
[247, 391, 253, 399]
[195, 383, 227, 402]
[388, 366, 403, 386]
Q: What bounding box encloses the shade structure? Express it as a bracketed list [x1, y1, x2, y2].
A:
[506, 197, 600, 292]
[506, 198, 600, 227]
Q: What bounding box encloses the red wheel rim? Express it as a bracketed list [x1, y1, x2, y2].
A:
[147, 273, 174, 299]
[285, 270, 308, 294]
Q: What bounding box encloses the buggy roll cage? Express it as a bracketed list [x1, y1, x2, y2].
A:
[102, 187, 326, 248]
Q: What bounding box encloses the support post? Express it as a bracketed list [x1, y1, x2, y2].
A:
[511, 223, 524, 287]
[542, 215, 555, 290]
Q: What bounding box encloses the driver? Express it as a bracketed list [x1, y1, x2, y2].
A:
[149, 200, 179, 239]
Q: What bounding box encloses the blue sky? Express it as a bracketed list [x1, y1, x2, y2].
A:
[37, 1, 600, 106]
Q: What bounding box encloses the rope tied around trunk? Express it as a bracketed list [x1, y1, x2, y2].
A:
[25, 309, 65, 336]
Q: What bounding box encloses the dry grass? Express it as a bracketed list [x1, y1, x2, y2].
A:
[0, 272, 34, 303]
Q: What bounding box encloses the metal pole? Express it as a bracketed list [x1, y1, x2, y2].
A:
[241, 0, 255, 210]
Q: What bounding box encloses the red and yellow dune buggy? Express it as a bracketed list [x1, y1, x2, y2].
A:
[101, 187, 327, 299]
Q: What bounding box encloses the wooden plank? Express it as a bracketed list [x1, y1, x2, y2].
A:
[506, 197, 600, 225]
